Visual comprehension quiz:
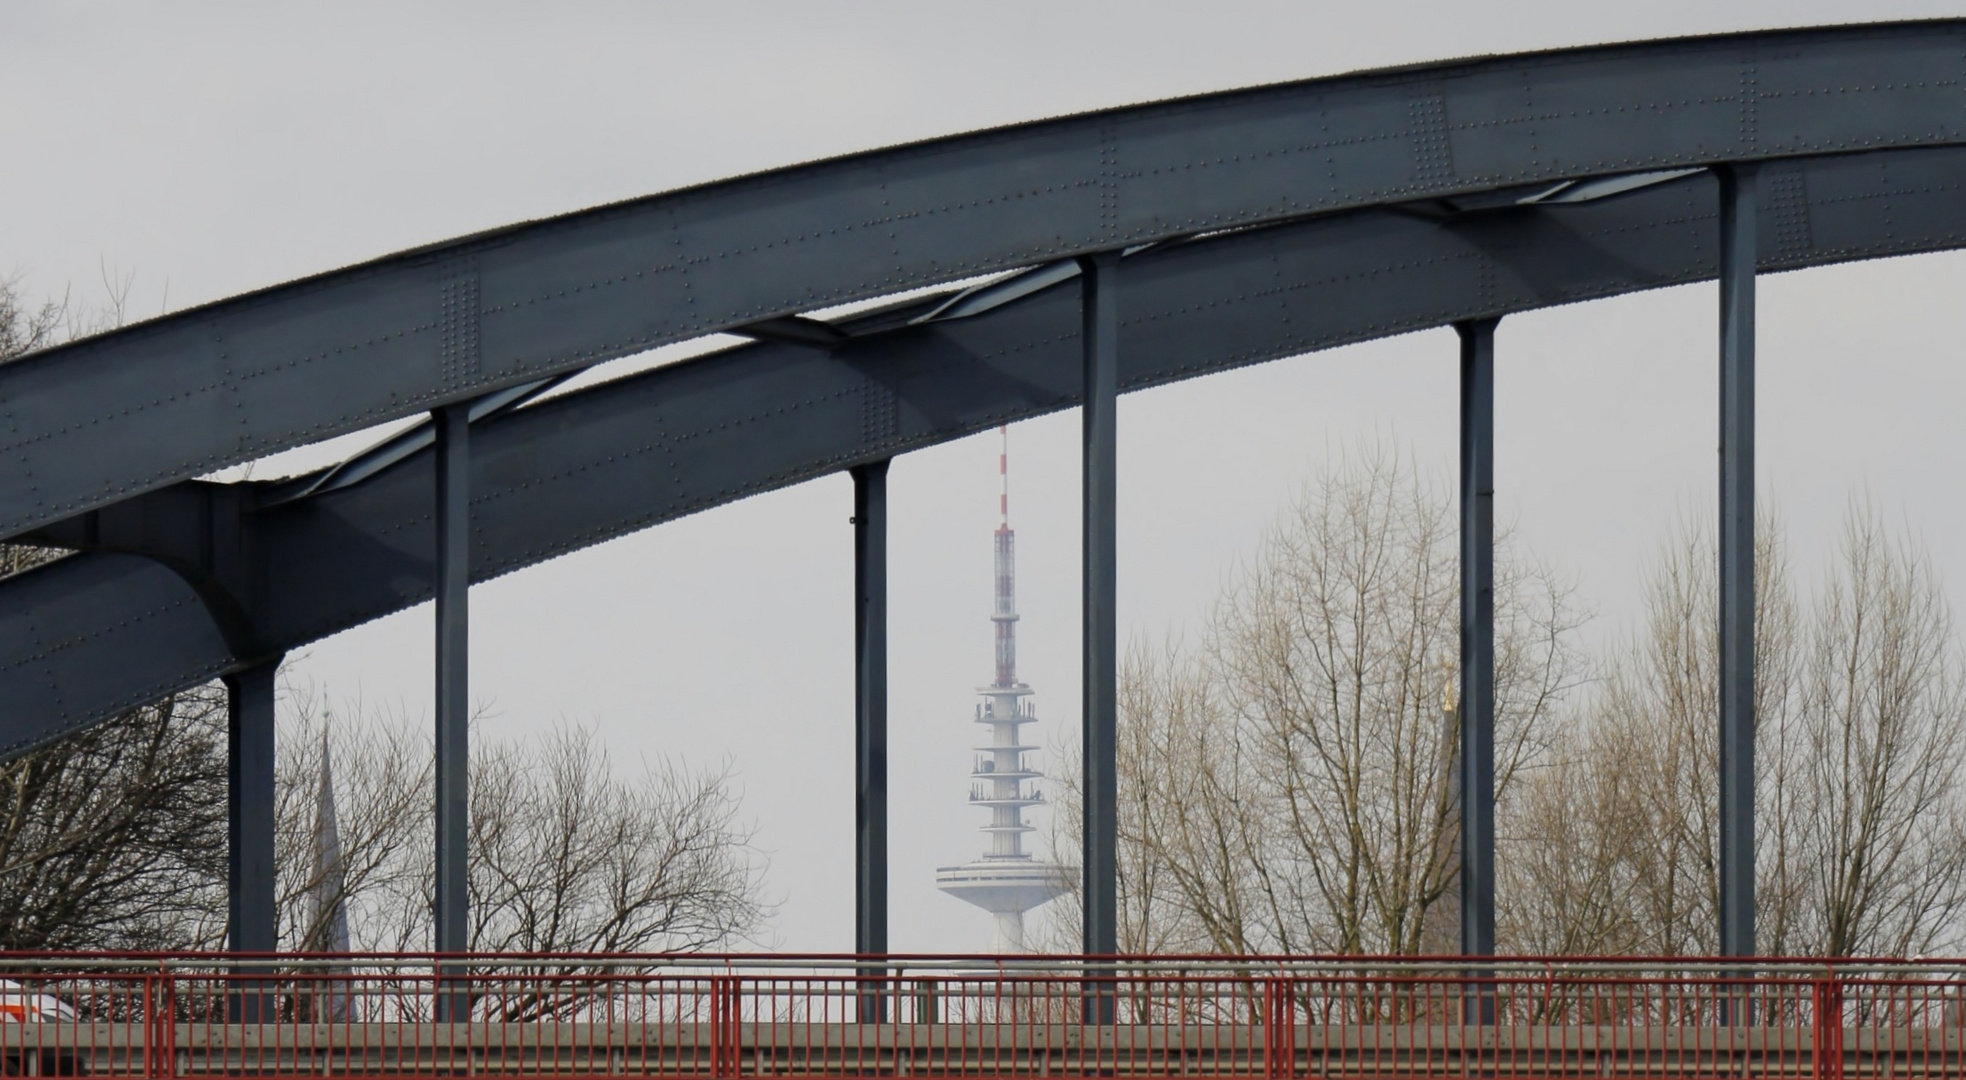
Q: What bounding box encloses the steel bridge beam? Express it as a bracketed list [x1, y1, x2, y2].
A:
[9, 146, 1966, 757]
[2, 24, 1962, 545]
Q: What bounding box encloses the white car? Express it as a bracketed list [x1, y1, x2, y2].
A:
[0, 979, 76, 1023]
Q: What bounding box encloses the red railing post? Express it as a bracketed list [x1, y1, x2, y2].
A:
[1812, 979, 1844, 1080]
[708, 976, 741, 1078]
[1265, 978, 1296, 1080]
[141, 974, 156, 1079]
[146, 970, 178, 1080]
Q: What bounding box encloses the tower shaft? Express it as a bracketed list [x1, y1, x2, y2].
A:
[994, 527, 1017, 688]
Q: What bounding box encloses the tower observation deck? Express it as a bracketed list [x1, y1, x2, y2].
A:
[935, 427, 1070, 952]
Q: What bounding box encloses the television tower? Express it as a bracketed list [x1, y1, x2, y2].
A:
[935, 426, 1070, 952]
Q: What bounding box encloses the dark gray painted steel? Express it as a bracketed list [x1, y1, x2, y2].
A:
[853, 461, 889, 961]
[1080, 253, 1120, 962]
[225, 657, 280, 954]
[433, 404, 470, 965]
[0, 552, 236, 754]
[1457, 318, 1497, 966]
[9, 144, 1966, 758]
[1718, 167, 1757, 962]
[3, 22, 1964, 543]
[853, 460, 889, 1022]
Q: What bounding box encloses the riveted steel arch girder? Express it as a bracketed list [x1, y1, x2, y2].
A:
[7, 143, 1966, 757]
[3, 21, 1965, 542]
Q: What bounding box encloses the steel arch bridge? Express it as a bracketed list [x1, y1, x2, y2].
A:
[3, 19, 1966, 978]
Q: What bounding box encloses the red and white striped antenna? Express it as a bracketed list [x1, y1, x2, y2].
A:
[991, 425, 1017, 688]
[998, 424, 1009, 526]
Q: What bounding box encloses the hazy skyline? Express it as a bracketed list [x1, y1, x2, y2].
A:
[5, 2, 1965, 952]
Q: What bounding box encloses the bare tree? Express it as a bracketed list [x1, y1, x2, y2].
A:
[1199, 444, 1583, 954]
[0, 273, 64, 360]
[1049, 443, 1585, 955]
[0, 688, 229, 950]
[1793, 504, 1966, 956]
[0, 542, 59, 579]
[1049, 638, 1263, 955]
[275, 699, 771, 958]
[461, 724, 769, 955]
[1502, 504, 1966, 958]
[1204, 445, 1461, 954]
[0, 646, 767, 956]
[1494, 738, 1646, 956]
[1501, 514, 1799, 956]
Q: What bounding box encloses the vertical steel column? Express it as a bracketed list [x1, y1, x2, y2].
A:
[225, 657, 281, 953]
[225, 655, 281, 1022]
[433, 402, 470, 1009]
[1079, 252, 1120, 988]
[1718, 165, 1758, 963]
[1456, 319, 1498, 1027]
[1456, 319, 1497, 959]
[852, 460, 890, 1020]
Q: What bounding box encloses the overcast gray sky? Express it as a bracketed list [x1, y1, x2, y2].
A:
[5, 1, 1966, 953]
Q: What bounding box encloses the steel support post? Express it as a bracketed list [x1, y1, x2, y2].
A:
[433, 402, 470, 1019]
[225, 656, 282, 1020]
[1079, 251, 1120, 1019]
[225, 658, 281, 954]
[852, 459, 890, 1021]
[1456, 318, 1498, 1025]
[1718, 165, 1758, 969]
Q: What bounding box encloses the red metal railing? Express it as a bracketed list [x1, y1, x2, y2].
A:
[0, 954, 1961, 1078]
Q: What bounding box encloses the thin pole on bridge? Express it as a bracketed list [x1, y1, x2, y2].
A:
[433, 402, 471, 1020]
[1456, 318, 1498, 1025]
[852, 459, 890, 1020]
[1079, 251, 1120, 1022]
[1717, 164, 1758, 969]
